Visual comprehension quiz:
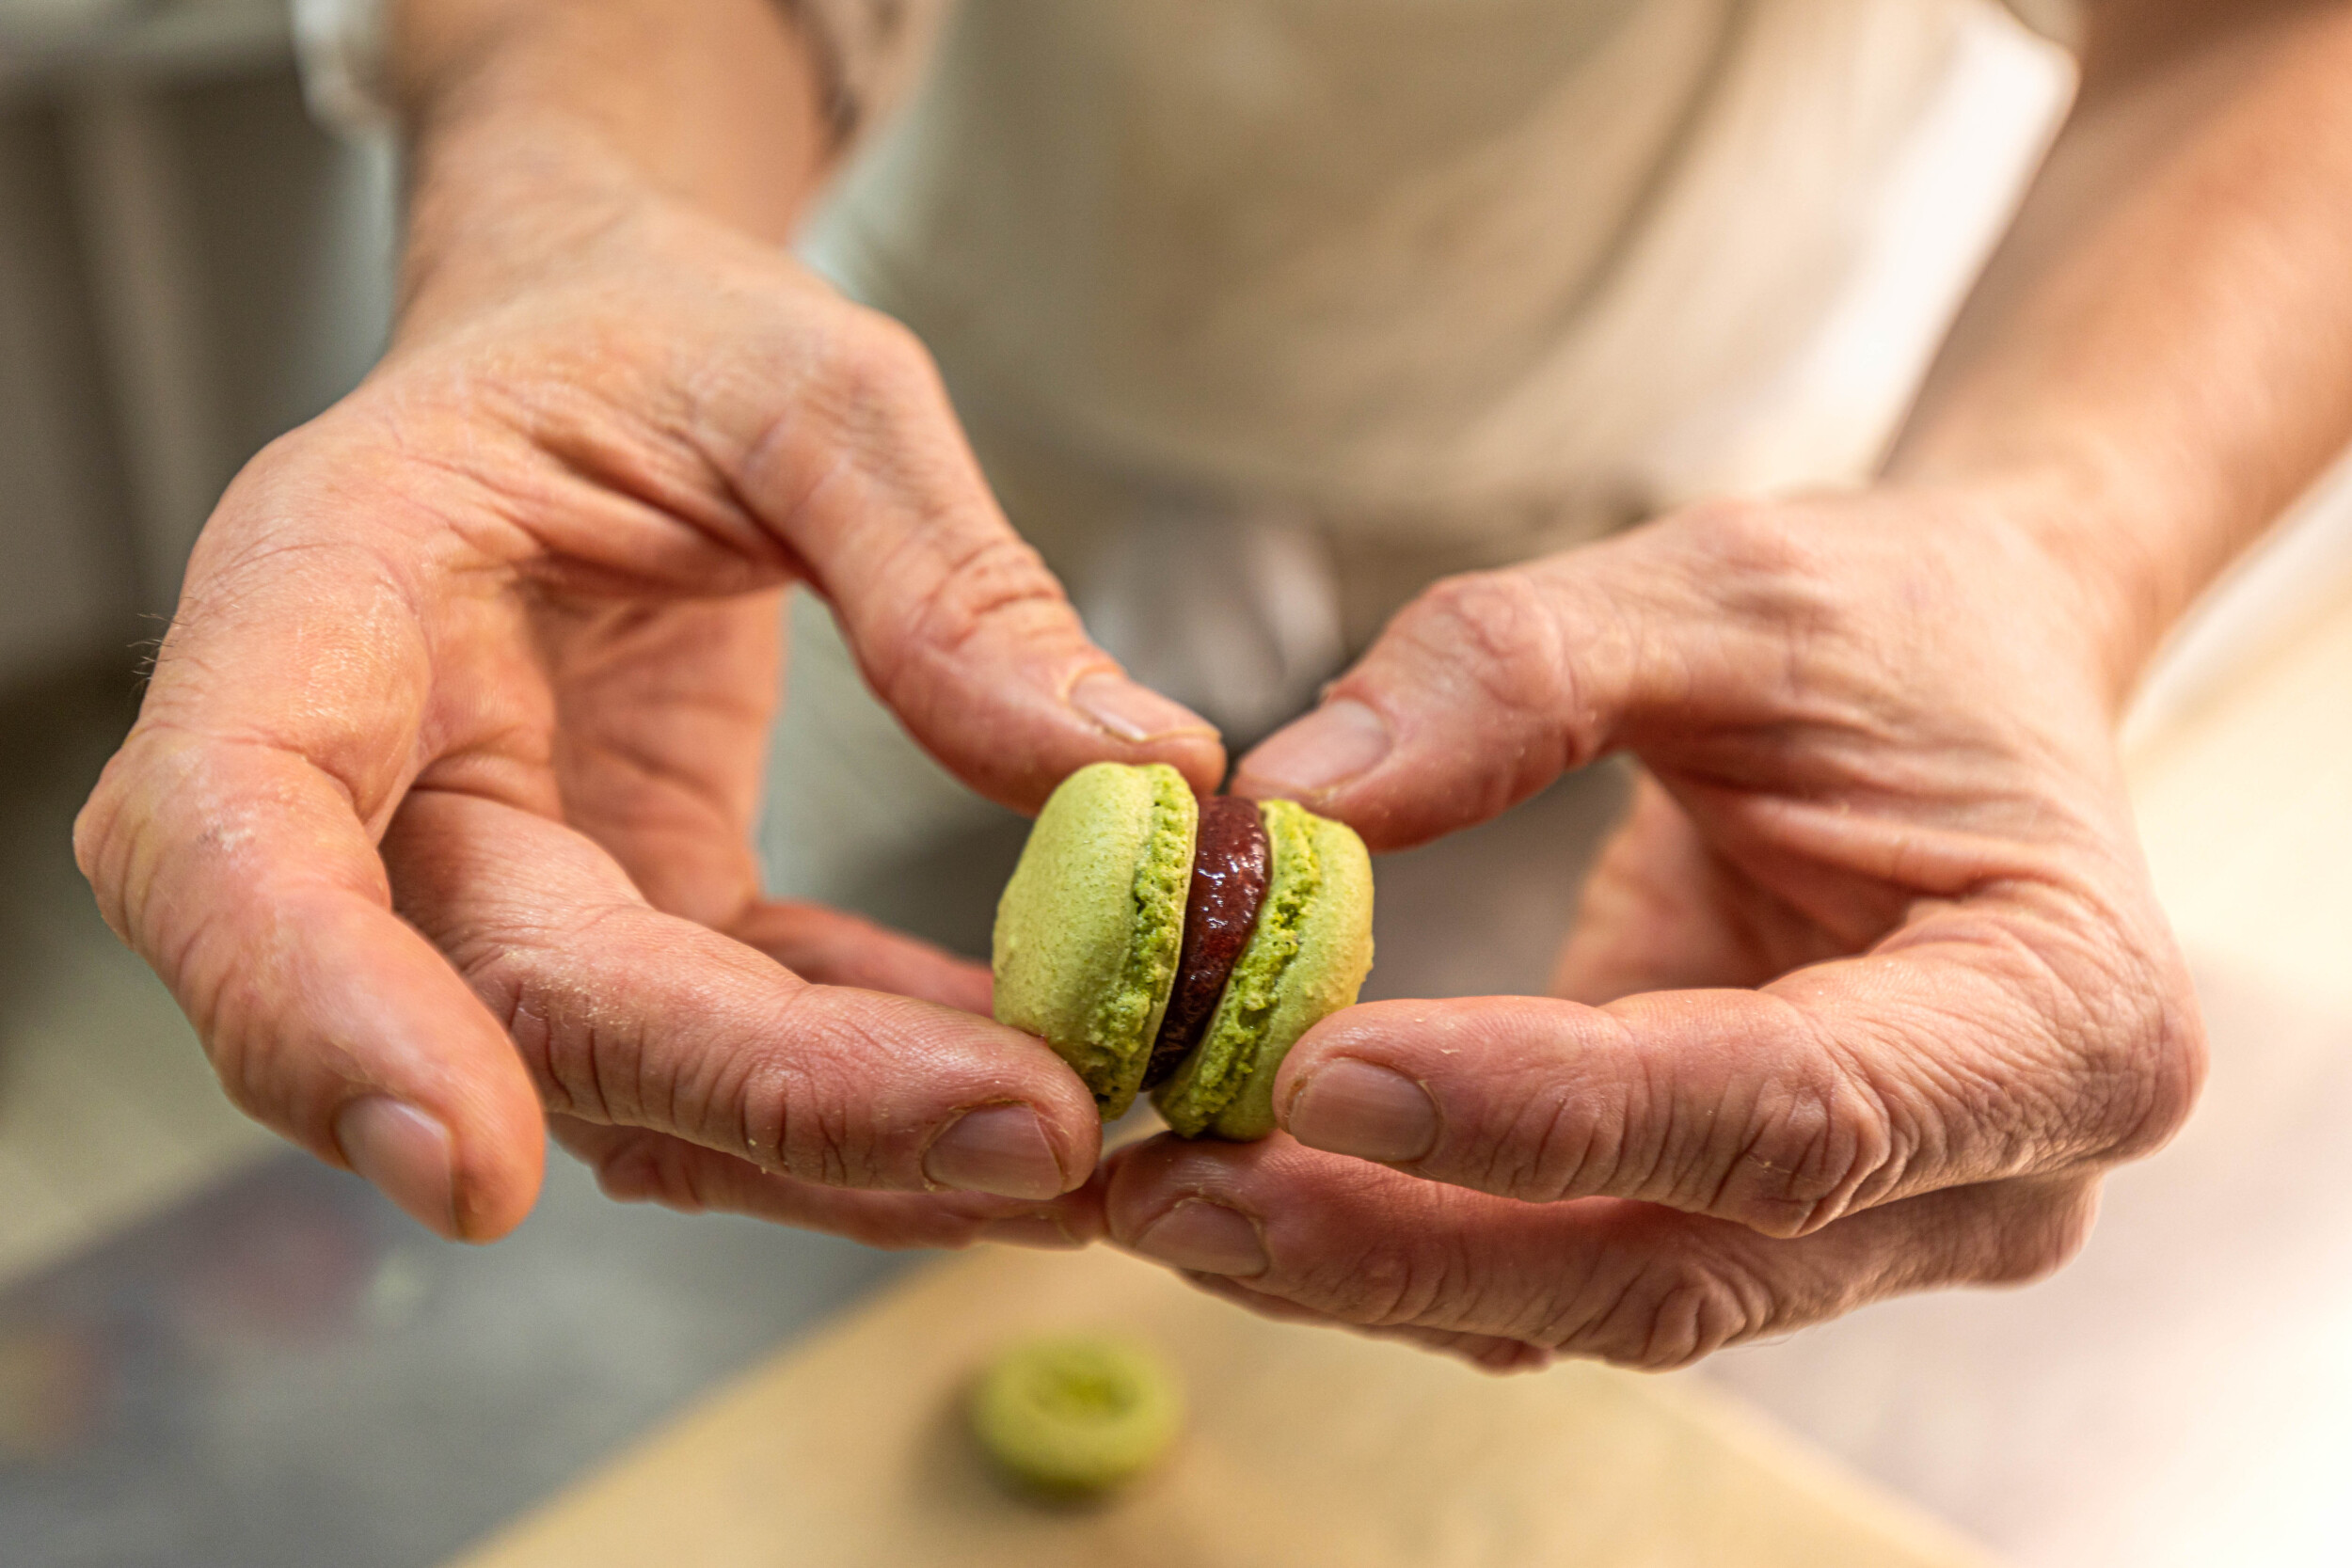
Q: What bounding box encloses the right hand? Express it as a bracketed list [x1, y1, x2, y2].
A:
[75, 197, 1223, 1246]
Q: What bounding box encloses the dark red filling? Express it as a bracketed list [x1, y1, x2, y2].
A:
[1140, 797, 1270, 1090]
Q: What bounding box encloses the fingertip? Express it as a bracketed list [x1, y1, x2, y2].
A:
[330, 1086, 543, 1243]
[1067, 673, 1216, 750]
[924, 1103, 1074, 1201]
[335, 1096, 458, 1238]
[1278, 1056, 1439, 1165]
[1268, 998, 1464, 1104]
[1125, 1194, 1270, 1277]
[975, 1179, 1110, 1250]
[1232, 697, 1391, 806]
[316, 914, 548, 1243]
[449, 1108, 546, 1242]
[1047, 1171, 1111, 1244]
[1096, 1131, 1270, 1247]
[914, 671, 1228, 813]
[1064, 673, 1227, 796]
[933, 1012, 1108, 1193]
[1470, 1339, 1556, 1376]
[1160, 730, 1232, 799]
[1096, 1133, 1179, 1244]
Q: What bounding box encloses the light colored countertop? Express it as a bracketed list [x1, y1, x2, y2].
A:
[452, 1244, 1995, 1568]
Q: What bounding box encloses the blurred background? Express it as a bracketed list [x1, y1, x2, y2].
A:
[0, 2, 2349, 1566]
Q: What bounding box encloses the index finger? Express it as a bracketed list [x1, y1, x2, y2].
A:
[383, 786, 1103, 1201]
[707, 309, 1227, 808]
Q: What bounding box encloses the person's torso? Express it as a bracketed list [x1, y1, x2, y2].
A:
[808, 0, 2074, 539]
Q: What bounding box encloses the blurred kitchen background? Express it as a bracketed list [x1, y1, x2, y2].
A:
[0, 0, 390, 1269]
[2, 3, 2351, 1567]
[0, 0, 390, 670]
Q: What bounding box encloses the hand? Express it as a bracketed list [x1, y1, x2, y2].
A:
[1099, 490, 2204, 1370]
[75, 196, 1218, 1246]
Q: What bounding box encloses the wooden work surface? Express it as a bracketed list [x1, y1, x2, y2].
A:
[451, 1244, 1991, 1568]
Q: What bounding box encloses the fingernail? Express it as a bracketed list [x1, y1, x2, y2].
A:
[1130, 1197, 1268, 1276]
[1238, 699, 1391, 795]
[335, 1097, 458, 1240]
[1070, 673, 1214, 743]
[1285, 1059, 1438, 1164]
[926, 1105, 1069, 1201]
[977, 1212, 1085, 1251]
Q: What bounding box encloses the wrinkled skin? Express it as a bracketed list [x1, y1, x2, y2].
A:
[1083, 0, 2352, 1373]
[74, 200, 1218, 1247]
[74, 0, 2352, 1373]
[1099, 493, 2207, 1371]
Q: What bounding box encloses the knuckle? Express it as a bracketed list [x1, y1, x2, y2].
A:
[1670, 497, 1819, 579]
[593, 1135, 710, 1213]
[738, 996, 888, 1187]
[1574, 1254, 1772, 1370]
[72, 728, 202, 950]
[2028, 905, 2210, 1170]
[465, 949, 613, 1122]
[1708, 1061, 1900, 1237]
[181, 912, 342, 1151]
[71, 771, 124, 901]
[815, 308, 945, 422]
[843, 308, 931, 376]
[1479, 1080, 1618, 1204]
[900, 531, 1065, 667]
[1629, 1006, 1899, 1237]
[2105, 954, 2209, 1162]
[1398, 570, 1576, 725]
[1293, 1234, 1459, 1329]
[1981, 1181, 2101, 1287]
[1661, 499, 1857, 657]
[192, 989, 266, 1116]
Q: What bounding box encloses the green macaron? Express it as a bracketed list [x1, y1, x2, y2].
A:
[993, 761, 1375, 1135]
[968, 1334, 1184, 1497]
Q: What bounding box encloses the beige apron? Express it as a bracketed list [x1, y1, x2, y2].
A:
[755, 0, 2076, 902]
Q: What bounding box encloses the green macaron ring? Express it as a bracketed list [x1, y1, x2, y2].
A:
[968, 1334, 1184, 1497]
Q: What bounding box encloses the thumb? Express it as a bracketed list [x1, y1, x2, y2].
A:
[727, 312, 1225, 808]
[77, 728, 547, 1242]
[1232, 530, 1744, 849]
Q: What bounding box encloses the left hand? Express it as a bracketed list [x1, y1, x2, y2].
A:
[1095, 488, 2207, 1370]
[73, 199, 1205, 1251]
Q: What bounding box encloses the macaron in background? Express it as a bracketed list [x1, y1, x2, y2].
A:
[992, 762, 1375, 1139]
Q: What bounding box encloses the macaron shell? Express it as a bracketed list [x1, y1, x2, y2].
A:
[1152, 800, 1375, 1140]
[993, 762, 1198, 1118]
[1208, 804, 1375, 1141]
[1150, 799, 1321, 1137]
